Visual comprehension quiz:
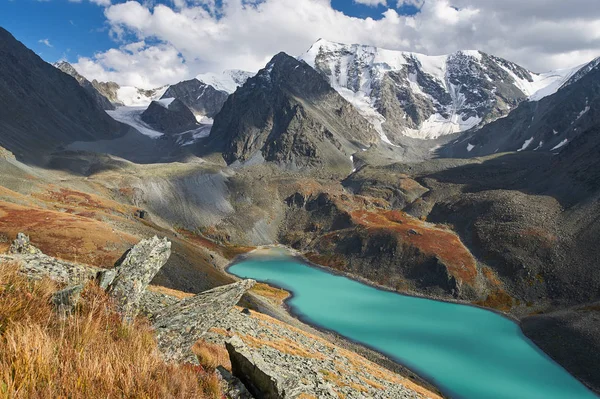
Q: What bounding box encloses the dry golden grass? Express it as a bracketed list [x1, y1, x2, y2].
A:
[250, 283, 290, 306]
[147, 284, 195, 300]
[0, 262, 222, 399]
[193, 340, 231, 372]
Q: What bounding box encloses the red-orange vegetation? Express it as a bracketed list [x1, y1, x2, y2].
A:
[0, 201, 137, 267]
[350, 209, 478, 285]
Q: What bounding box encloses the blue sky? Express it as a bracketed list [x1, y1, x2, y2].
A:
[1, 0, 596, 88]
[0, 0, 419, 65]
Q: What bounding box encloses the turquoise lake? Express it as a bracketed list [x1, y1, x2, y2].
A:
[228, 255, 598, 399]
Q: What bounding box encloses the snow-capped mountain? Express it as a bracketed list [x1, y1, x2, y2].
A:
[440, 56, 600, 157]
[160, 70, 254, 121]
[299, 39, 586, 143]
[116, 85, 169, 107]
[196, 69, 255, 94]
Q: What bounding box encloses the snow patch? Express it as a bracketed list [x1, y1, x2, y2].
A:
[517, 137, 534, 151]
[404, 113, 482, 140]
[467, 143, 475, 152]
[576, 106, 590, 120]
[106, 106, 164, 138]
[196, 69, 254, 94]
[551, 139, 568, 151]
[155, 97, 175, 108]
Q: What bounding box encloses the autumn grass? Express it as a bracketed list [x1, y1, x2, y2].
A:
[193, 340, 232, 371]
[250, 283, 290, 306]
[0, 262, 222, 399]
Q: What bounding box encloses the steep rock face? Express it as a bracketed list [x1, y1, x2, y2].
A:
[161, 78, 228, 119]
[54, 61, 116, 110]
[141, 98, 199, 134]
[92, 80, 122, 105]
[300, 39, 582, 143]
[440, 57, 600, 157]
[208, 52, 379, 170]
[0, 28, 123, 161]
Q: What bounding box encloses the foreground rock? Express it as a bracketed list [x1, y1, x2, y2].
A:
[153, 279, 255, 363]
[108, 236, 171, 320]
[226, 335, 301, 399]
[206, 308, 440, 399]
[52, 284, 84, 316]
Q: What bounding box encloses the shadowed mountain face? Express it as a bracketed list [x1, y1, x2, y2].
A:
[0, 27, 123, 162]
[54, 61, 115, 111]
[141, 99, 199, 134]
[440, 58, 600, 157]
[207, 52, 379, 170]
[161, 79, 229, 119]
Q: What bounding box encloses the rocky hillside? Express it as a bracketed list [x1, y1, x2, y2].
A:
[440, 57, 600, 157]
[55, 61, 115, 111]
[0, 28, 123, 162]
[207, 52, 379, 170]
[300, 39, 584, 144]
[141, 98, 200, 134]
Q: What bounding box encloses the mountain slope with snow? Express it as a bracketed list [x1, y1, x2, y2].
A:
[196, 69, 255, 94]
[439, 57, 600, 157]
[300, 39, 588, 143]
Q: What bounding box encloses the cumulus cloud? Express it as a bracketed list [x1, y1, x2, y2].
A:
[354, 0, 387, 6]
[72, 0, 600, 88]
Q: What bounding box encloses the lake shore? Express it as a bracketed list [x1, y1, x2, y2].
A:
[225, 246, 599, 399]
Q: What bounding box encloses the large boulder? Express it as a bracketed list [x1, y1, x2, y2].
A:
[225, 335, 301, 399]
[108, 236, 171, 321]
[153, 279, 255, 363]
[9, 232, 42, 255]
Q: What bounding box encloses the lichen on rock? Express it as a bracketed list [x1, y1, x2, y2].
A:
[152, 279, 255, 363]
[108, 236, 172, 321]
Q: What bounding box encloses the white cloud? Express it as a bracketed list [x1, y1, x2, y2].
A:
[68, 0, 111, 5]
[354, 0, 387, 6]
[38, 38, 53, 47]
[72, 0, 600, 88]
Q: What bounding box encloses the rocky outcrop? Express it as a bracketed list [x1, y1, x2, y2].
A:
[226, 335, 301, 399]
[9, 232, 42, 255]
[1, 234, 101, 284]
[206, 308, 437, 399]
[52, 284, 84, 316]
[207, 52, 378, 170]
[108, 236, 172, 320]
[217, 366, 255, 399]
[140, 99, 199, 134]
[152, 279, 255, 363]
